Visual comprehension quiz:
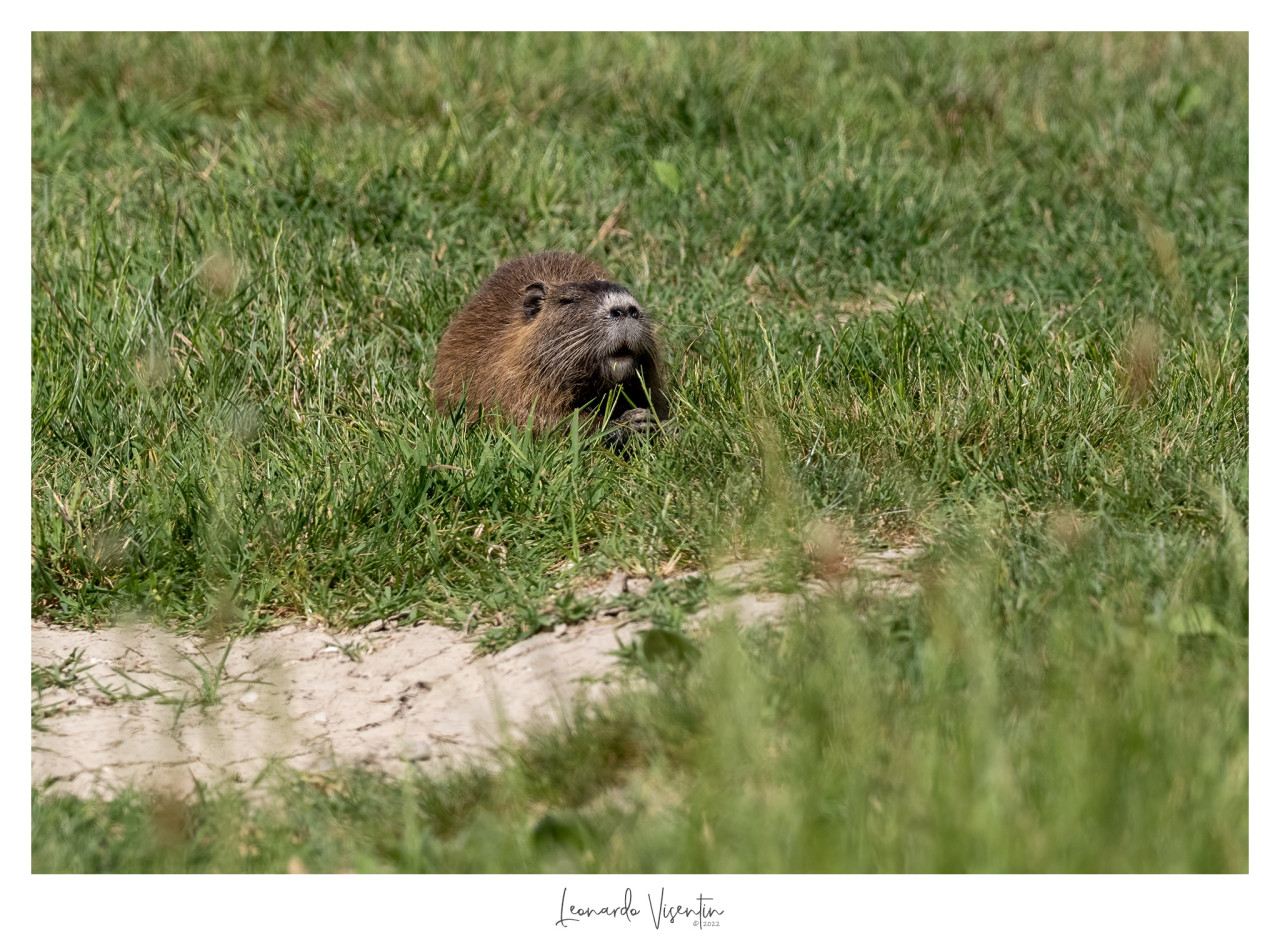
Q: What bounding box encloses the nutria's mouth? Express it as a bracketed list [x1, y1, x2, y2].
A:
[606, 352, 636, 377]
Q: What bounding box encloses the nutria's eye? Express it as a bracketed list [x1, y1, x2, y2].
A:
[522, 282, 546, 319]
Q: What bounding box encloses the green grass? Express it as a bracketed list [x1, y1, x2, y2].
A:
[31, 32, 1247, 872]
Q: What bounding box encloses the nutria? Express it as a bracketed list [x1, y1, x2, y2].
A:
[432, 252, 669, 445]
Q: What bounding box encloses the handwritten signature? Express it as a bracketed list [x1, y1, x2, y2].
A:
[556, 887, 724, 929]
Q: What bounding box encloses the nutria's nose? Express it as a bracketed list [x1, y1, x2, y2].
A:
[608, 304, 641, 320]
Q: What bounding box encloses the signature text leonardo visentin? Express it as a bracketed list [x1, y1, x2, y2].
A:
[556, 887, 724, 929]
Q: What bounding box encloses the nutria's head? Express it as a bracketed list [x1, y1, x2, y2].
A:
[517, 277, 662, 413]
[433, 253, 669, 433]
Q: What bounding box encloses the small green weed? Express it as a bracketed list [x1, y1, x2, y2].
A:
[31, 648, 91, 729]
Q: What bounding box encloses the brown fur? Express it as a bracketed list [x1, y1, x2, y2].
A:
[432, 252, 668, 434]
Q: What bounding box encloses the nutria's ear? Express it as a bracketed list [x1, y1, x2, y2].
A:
[522, 283, 547, 318]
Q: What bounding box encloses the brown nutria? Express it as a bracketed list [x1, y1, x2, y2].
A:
[432, 252, 669, 445]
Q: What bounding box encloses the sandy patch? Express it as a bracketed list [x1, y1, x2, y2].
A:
[32, 548, 919, 799]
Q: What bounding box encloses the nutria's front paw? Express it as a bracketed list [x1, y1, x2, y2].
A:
[620, 407, 661, 434]
[602, 408, 671, 451]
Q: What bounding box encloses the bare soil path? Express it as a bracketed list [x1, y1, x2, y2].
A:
[32, 549, 919, 798]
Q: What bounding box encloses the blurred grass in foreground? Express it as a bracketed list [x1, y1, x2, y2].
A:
[33, 502, 1247, 872]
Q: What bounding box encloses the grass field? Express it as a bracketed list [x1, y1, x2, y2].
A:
[31, 32, 1247, 872]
